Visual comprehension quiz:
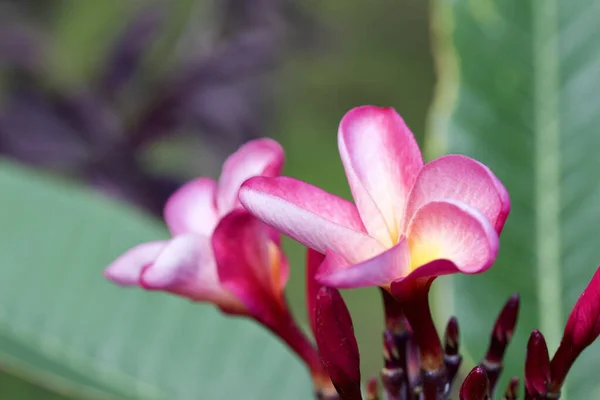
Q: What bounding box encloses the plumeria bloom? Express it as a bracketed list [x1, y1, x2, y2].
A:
[104, 139, 332, 390]
[104, 138, 286, 318]
[239, 106, 510, 290]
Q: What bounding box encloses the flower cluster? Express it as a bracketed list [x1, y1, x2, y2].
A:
[105, 106, 600, 400]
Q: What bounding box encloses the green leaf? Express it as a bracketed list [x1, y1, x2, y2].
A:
[428, 0, 600, 397]
[0, 160, 312, 399]
[0, 372, 70, 399]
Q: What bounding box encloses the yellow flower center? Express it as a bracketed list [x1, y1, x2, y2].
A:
[408, 237, 442, 272]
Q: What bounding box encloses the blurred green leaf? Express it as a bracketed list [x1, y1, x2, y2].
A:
[0, 160, 312, 399]
[429, 0, 600, 397]
[0, 372, 70, 400]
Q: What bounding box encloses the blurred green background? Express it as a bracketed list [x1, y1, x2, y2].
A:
[2, 0, 600, 399]
[0, 1, 434, 398]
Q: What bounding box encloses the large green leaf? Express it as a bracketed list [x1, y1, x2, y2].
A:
[0, 160, 312, 399]
[428, 0, 600, 397]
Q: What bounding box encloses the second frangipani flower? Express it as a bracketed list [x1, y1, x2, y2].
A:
[240, 106, 510, 289]
[104, 139, 287, 320]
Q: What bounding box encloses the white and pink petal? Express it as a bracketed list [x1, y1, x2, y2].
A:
[164, 178, 219, 236]
[316, 240, 411, 289]
[240, 176, 383, 263]
[338, 106, 423, 244]
[139, 234, 243, 311]
[404, 155, 510, 234]
[406, 200, 499, 274]
[104, 241, 166, 286]
[217, 138, 284, 213]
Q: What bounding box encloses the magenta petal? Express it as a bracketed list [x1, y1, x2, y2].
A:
[316, 240, 411, 289]
[338, 106, 423, 244]
[404, 155, 510, 234]
[213, 209, 287, 325]
[306, 248, 325, 335]
[240, 176, 382, 262]
[104, 241, 166, 286]
[315, 286, 362, 400]
[217, 138, 284, 213]
[397, 259, 460, 283]
[164, 177, 219, 236]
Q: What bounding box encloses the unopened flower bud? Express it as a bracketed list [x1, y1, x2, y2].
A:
[444, 317, 460, 356]
[443, 317, 462, 387]
[502, 377, 519, 400]
[315, 287, 362, 400]
[366, 377, 379, 400]
[485, 294, 520, 364]
[481, 294, 519, 396]
[459, 366, 489, 400]
[525, 330, 551, 397]
[551, 266, 600, 390]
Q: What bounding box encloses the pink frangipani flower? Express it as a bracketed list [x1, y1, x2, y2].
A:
[105, 139, 333, 392]
[104, 138, 285, 318]
[239, 106, 510, 290]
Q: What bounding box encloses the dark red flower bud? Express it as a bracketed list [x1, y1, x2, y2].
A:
[444, 317, 460, 356]
[459, 366, 489, 400]
[525, 330, 551, 397]
[315, 286, 362, 400]
[502, 377, 519, 400]
[443, 317, 462, 387]
[550, 267, 600, 390]
[481, 294, 519, 396]
[485, 294, 520, 364]
[366, 377, 379, 400]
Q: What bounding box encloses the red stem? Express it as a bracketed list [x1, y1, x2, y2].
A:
[394, 279, 444, 371]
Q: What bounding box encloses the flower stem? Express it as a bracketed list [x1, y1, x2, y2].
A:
[380, 289, 412, 400]
[394, 279, 444, 371]
[391, 279, 447, 399]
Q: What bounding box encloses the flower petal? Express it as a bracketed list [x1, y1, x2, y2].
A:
[338, 106, 423, 245]
[217, 138, 284, 213]
[406, 200, 499, 274]
[213, 210, 288, 325]
[164, 178, 219, 236]
[104, 241, 166, 286]
[404, 155, 510, 234]
[316, 240, 411, 289]
[240, 176, 383, 262]
[140, 234, 242, 311]
[394, 259, 459, 284]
